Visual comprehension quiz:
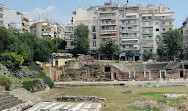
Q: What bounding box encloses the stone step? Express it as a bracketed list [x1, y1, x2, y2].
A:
[0, 99, 23, 110]
[0, 95, 15, 101]
[0, 97, 19, 106]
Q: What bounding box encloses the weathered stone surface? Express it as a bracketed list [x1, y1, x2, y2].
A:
[133, 100, 157, 108]
[122, 90, 132, 94]
[164, 94, 187, 98]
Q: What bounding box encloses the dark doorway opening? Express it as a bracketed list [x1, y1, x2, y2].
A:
[105, 67, 111, 72]
[180, 71, 184, 78]
[135, 56, 140, 61]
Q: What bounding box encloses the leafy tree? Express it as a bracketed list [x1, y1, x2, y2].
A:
[156, 35, 166, 58]
[73, 24, 90, 55]
[99, 39, 121, 59]
[52, 38, 66, 50]
[0, 52, 24, 70]
[142, 51, 154, 61]
[0, 27, 13, 53]
[163, 29, 183, 59]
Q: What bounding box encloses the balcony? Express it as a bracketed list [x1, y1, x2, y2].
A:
[142, 37, 153, 41]
[100, 29, 117, 32]
[142, 30, 153, 34]
[100, 16, 116, 19]
[65, 37, 74, 41]
[65, 46, 74, 50]
[123, 47, 139, 51]
[120, 16, 139, 20]
[100, 22, 116, 26]
[120, 41, 139, 45]
[121, 29, 139, 33]
[100, 35, 117, 39]
[120, 35, 139, 38]
[121, 23, 139, 27]
[142, 44, 153, 48]
[100, 10, 116, 14]
[65, 31, 74, 34]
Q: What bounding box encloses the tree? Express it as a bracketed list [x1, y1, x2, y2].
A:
[142, 51, 154, 61]
[163, 29, 183, 59]
[126, 51, 135, 61]
[156, 35, 166, 58]
[99, 39, 121, 59]
[0, 27, 13, 53]
[73, 24, 90, 55]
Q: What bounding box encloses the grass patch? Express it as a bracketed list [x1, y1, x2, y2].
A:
[37, 86, 188, 111]
[129, 106, 160, 111]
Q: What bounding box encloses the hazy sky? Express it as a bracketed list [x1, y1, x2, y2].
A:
[1, 0, 188, 27]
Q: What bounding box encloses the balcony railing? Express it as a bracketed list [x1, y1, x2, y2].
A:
[65, 37, 74, 41]
[120, 16, 138, 20]
[120, 41, 139, 45]
[65, 46, 74, 49]
[100, 29, 117, 32]
[100, 35, 117, 39]
[100, 22, 116, 26]
[121, 29, 139, 33]
[123, 47, 139, 50]
[100, 10, 116, 13]
[120, 35, 139, 38]
[100, 16, 116, 19]
[121, 23, 139, 26]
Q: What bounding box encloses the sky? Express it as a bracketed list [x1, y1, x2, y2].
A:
[1, 0, 188, 28]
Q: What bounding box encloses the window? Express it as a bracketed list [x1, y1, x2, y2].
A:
[92, 34, 96, 39]
[42, 29, 44, 31]
[156, 28, 159, 31]
[93, 41, 96, 47]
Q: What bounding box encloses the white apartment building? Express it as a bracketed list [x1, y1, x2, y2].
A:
[141, 4, 175, 56]
[65, 6, 99, 58]
[65, 2, 175, 61]
[0, 4, 4, 26]
[4, 8, 31, 32]
[30, 19, 65, 40]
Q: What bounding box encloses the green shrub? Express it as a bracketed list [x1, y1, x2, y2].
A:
[1, 52, 24, 70]
[43, 77, 54, 88]
[22, 80, 39, 92]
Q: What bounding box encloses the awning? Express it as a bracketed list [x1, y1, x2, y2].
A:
[154, 13, 173, 17]
[121, 39, 138, 41]
[126, 13, 138, 16]
[100, 32, 117, 34]
[142, 14, 152, 17]
[133, 45, 139, 47]
[111, 19, 116, 21]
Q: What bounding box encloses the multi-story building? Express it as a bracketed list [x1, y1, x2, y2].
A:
[65, 2, 175, 61]
[3, 8, 31, 32]
[119, 5, 141, 61]
[140, 4, 175, 56]
[30, 19, 64, 40]
[181, 17, 188, 60]
[0, 3, 4, 26]
[65, 6, 99, 58]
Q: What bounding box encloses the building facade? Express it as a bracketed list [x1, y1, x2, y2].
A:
[0, 4, 4, 26]
[65, 2, 175, 61]
[30, 19, 65, 40]
[3, 8, 31, 32]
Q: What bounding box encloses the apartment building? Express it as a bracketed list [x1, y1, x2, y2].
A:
[4, 8, 31, 32]
[65, 2, 175, 61]
[140, 4, 175, 56]
[65, 6, 99, 58]
[30, 19, 64, 40]
[119, 5, 141, 61]
[0, 4, 4, 26]
[181, 17, 188, 60]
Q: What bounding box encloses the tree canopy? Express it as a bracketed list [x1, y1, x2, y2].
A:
[99, 39, 121, 58]
[163, 29, 183, 57]
[73, 24, 90, 55]
[156, 29, 184, 60]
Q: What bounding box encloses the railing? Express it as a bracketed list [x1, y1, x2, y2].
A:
[121, 29, 139, 32]
[100, 16, 116, 19]
[100, 22, 116, 25]
[100, 29, 117, 32]
[120, 41, 139, 44]
[100, 10, 116, 13]
[65, 46, 74, 49]
[120, 17, 138, 20]
[120, 35, 139, 38]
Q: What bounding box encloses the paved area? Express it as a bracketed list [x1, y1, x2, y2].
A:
[55, 79, 188, 87]
[27, 102, 102, 111]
